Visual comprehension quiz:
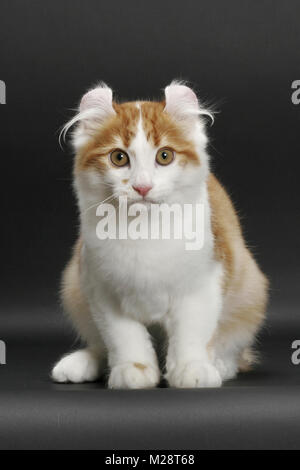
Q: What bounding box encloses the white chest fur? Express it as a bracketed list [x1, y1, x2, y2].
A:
[80, 186, 217, 325]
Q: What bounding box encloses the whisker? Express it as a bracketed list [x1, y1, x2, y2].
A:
[83, 193, 118, 214]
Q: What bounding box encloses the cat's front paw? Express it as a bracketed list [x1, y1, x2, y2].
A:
[108, 362, 160, 389]
[167, 361, 222, 388]
[52, 349, 101, 383]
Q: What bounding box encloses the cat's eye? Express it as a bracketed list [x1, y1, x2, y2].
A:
[156, 148, 174, 166]
[110, 149, 129, 167]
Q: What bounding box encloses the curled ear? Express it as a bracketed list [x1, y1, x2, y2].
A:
[60, 82, 115, 148]
[79, 84, 115, 115]
[164, 81, 214, 123]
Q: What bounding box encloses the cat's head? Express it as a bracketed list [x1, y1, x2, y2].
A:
[63, 81, 213, 207]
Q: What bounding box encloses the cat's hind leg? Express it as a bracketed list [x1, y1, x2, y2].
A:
[212, 258, 268, 382]
[212, 317, 261, 382]
[51, 240, 106, 383]
[52, 349, 103, 384]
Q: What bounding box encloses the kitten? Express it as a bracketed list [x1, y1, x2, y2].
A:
[52, 81, 268, 388]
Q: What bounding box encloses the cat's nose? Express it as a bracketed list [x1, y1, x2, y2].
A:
[132, 185, 153, 197]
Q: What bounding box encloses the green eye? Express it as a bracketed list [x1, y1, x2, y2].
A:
[156, 148, 174, 166]
[110, 149, 129, 167]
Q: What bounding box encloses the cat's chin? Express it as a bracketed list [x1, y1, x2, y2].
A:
[141, 198, 162, 206]
[126, 197, 164, 207]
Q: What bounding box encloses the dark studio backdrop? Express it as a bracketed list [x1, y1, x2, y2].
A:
[0, 0, 300, 450]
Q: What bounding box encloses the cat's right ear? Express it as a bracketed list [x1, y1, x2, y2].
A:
[60, 83, 115, 148]
[79, 84, 115, 116]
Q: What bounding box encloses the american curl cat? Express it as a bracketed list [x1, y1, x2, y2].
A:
[52, 81, 268, 389]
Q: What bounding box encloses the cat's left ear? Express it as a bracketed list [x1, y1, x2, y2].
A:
[164, 82, 213, 123]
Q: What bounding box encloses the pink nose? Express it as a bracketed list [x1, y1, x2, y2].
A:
[132, 185, 152, 197]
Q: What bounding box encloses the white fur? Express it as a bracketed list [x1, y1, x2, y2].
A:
[52, 349, 101, 383]
[60, 83, 115, 149]
[164, 80, 214, 124]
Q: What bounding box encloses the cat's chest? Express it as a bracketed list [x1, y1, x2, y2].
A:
[99, 237, 202, 283]
[93, 237, 209, 288]
[108, 241, 183, 321]
[84, 232, 213, 323]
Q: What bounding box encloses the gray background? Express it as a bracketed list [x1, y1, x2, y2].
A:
[0, 0, 300, 449]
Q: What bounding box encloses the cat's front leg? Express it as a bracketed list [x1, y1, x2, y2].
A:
[95, 308, 160, 389]
[165, 277, 223, 388]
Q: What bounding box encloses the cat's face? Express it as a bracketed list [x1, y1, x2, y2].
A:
[66, 82, 212, 207]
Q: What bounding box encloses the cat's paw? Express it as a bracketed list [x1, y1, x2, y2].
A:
[108, 362, 160, 389]
[214, 357, 238, 381]
[167, 361, 222, 388]
[52, 349, 101, 383]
